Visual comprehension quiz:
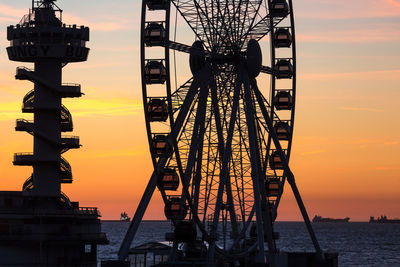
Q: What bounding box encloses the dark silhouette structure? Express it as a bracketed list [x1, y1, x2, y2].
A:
[0, 1, 107, 265]
[370, 216, 400, 223]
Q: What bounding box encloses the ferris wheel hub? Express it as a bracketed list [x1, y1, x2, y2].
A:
[189, 41, 205, 75]
[246, 39, 262, 78]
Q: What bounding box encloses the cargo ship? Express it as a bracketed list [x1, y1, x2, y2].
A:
[312, 215, 350, 223]
[369, 216, 400, 223]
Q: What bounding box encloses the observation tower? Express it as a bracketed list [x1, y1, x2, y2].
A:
[0, 0, 108, 266]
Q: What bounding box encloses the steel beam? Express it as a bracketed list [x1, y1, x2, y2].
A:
[251, 78, 324, 262]
[118, 64, 211, 261]
[208, 65, 243, 261]
[243, 69, 274, 263]
[210, 76, 240, 240]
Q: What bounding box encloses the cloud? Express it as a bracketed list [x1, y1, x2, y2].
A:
[65, 98, 143, 118]
[0, 3, 135, 32]
[300, 150, 325, 156]
[297, 27, 400, 43]
[296, 136, 399, 148]
[63, 14, 135, 32]
[0, 4, 26, 19]
[337, 107, 384, 113]
[297, 0, 400, 19]
[0, 16, 17, 23]
[384, 141, 399, 145]
[64, 62, 121, 70]
[0, 98, 144, 121]
[386, 0, 400, 8]
[300, 69, 400, 81]
[86, 147, 148, 158]
[0, 101, 22, 121]
[375, 165, 400, 171]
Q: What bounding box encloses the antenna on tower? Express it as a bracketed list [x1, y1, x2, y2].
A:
[33, 0, 61, 10]
[31, 0, 63, 23]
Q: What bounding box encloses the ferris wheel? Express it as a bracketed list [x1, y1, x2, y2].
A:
[119, 0, 323, 265]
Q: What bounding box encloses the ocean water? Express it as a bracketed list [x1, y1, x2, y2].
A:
[99, 221, 400, 266]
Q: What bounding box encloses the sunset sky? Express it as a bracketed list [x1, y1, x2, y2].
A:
[0, 0, 399, 221]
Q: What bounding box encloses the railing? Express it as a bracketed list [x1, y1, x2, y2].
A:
[14, 152, 34, 158]
[79, 207, 99, 216]
[61, 135, 79, 139]
[9, 23, 88, 47]
[16, 66, 33, 74]
[60, 83, 81, 95]
[62, 83, 81, 88]
[16, 119, 33, 125]
[23, 89, 35, 104]
[60, 157, 71, 172]
[61, 105, 71, 121]
[60, 192, 72, 207]
[61, 136, 80, 146]
[15, 119, 33, 134]
[13, 153, 34, 165]
[19, 12, 32, 26]
[16, 6, 62, 26]
[22, 175, 34, 191]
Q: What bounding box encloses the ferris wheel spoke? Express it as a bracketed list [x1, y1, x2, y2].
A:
[173, 87, 220, 243]
[250, 80, 283, 207]
[171, 65, 211, 136]
[235, 1, 251, 48]
[170, 1, 210, 50]
[169, 67, 211, 188]
[181, 85, 208, 183]
[165, 40, 192, 54]
[208, 65, 244, 260]
[224, 85, 256, 222]
[201, 0, 216, 47]
[212, 2, 236, 51]
[165, 40, 210, 59]
[188, 89, 209, 216]
[243, 9, 288, 42]
[172, 0, 223, 51]
[202, 148, 219, 223]
[238, 0, 264, 45]
[242, 14, 270, 41]
[260, 65, 273, 75]
[210, 75, 240, 240]
[242, 70, 276, 257]
[228, 204, 256, 251]
[171, 77, 194, 114]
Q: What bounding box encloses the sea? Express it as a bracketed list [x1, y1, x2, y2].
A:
[99, 221, 400, 266]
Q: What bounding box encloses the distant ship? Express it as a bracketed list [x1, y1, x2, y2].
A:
[312, 215, 350, 223]
[120, 212, 130, 222]
[369, 216, 400, 223]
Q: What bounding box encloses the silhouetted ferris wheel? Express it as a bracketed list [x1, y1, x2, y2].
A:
[119, 0, 324, 265]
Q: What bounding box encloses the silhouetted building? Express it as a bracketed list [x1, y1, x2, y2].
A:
[0, 1, 108, 265]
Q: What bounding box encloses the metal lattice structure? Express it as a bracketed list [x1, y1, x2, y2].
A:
[119, 0, 324, 265]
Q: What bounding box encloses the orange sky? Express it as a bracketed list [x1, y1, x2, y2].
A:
[0, 0, 399, 221]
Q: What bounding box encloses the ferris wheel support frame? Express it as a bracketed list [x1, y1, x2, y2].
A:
[118, 0, 327, 264]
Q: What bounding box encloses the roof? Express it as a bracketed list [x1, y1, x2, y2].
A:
[128, 242, 171, 255]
